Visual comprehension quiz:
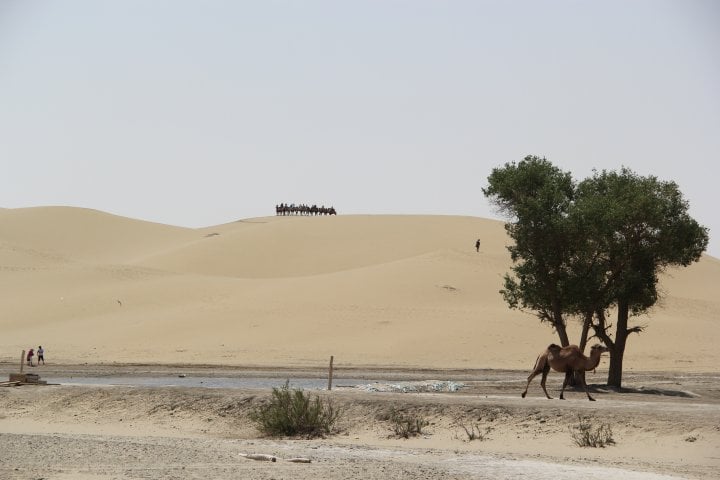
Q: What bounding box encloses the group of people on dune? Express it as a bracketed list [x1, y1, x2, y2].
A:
[25, 346, 45, 367]
[276, 203, 337, 216]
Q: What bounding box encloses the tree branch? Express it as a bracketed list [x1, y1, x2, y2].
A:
[627, 325, 645, 335]
[590, 310, 615, 348]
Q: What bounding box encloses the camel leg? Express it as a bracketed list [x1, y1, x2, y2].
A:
[559, 371, 570, 400]
[521, 370, 539, 398]
[522, 356, 550, 399]
[539, 363, 552, 399]
[580, 371, 596, 401]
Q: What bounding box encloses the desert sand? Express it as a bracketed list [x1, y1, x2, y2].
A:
[1, 206, 719, 479]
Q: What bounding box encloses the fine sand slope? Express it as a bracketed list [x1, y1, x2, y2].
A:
[1, 206, 718, 371]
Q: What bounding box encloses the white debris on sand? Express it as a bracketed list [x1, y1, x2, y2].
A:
[239, 453, 277, 462]
[356, 380, 465, 393]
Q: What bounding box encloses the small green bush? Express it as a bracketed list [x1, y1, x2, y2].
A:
[388, 408, 429, 438]
[570, 415, 615, 447]
[250, 381, 340, 437]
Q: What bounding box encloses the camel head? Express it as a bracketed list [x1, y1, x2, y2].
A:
[586, 344, 609, 374]
[589, 344, 609, 366]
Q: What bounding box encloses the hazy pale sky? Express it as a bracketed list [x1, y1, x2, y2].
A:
[1, 0, 718, 256]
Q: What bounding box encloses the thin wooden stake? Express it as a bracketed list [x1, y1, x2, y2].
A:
[328, 355, 334, 390]
[20, 350, 25, 374]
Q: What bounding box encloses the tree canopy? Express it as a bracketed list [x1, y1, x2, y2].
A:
[484, 157, 709, 387]
[483, 156, 576, 346]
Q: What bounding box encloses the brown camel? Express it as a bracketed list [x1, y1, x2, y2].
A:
[521, 343, 609, 401]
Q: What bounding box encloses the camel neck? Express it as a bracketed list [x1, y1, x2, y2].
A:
[588, 350, 603, 369]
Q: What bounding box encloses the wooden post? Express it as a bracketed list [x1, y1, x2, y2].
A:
[20, 350, 25, 374]
[327, 355, 334, 391]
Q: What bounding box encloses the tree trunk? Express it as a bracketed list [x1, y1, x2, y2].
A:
[566, 314, 593, 387]
[593, 309, 613, 347]
[551, 300, 570, 347]
[555, 323, 570, 347]
[606, 300, 629, 388]
[607, 345, 625, 388]
[579, 312, 592, 352]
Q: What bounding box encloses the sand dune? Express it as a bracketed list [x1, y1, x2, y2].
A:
[144, 215, 506, 278]
[0, 206, 197, 264]
[1, 206, 718, 371]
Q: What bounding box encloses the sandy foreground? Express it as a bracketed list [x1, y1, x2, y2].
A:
[1, 364, 719, 480]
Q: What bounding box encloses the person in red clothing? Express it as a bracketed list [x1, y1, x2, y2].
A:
[26, 348, 35, 367]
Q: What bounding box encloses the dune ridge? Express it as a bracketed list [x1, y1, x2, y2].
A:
[1, 206, 718, 371]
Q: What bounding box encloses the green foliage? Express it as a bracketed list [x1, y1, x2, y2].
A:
[573, 168, 708, 386]
[483, 155, 579, 345]
[249, 381, 340, 437]
[574, 168, 708, 313]
[386, 408, 429, 438]
[484, 157, 709, 388]
[570, 415, 615, 448]
[483, 155, 575, 223]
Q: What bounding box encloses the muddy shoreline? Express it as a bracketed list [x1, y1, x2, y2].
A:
[4, 362, 719, 400]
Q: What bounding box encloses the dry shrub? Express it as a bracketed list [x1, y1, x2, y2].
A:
[250, 381, 340, 438]
[570, 415, 615, 447]
[453, 418, 492, 442]
[387, 408, 429, 438]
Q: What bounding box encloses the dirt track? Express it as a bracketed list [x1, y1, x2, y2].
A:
[1, 365, 719, 479]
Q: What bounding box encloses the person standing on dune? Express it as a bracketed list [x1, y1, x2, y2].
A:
[37, 346, 45, 365]
[26, 347, 34, 367]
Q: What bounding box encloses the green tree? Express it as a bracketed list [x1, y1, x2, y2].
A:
[573, 169, 708, 387]
[485, 158, 709, 389]
[483, 155, 576, 346]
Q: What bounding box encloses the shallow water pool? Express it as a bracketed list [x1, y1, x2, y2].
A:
[44, 376, 373, 390]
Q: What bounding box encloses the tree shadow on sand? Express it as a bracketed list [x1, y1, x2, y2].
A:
[590, 384, 700, 398]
